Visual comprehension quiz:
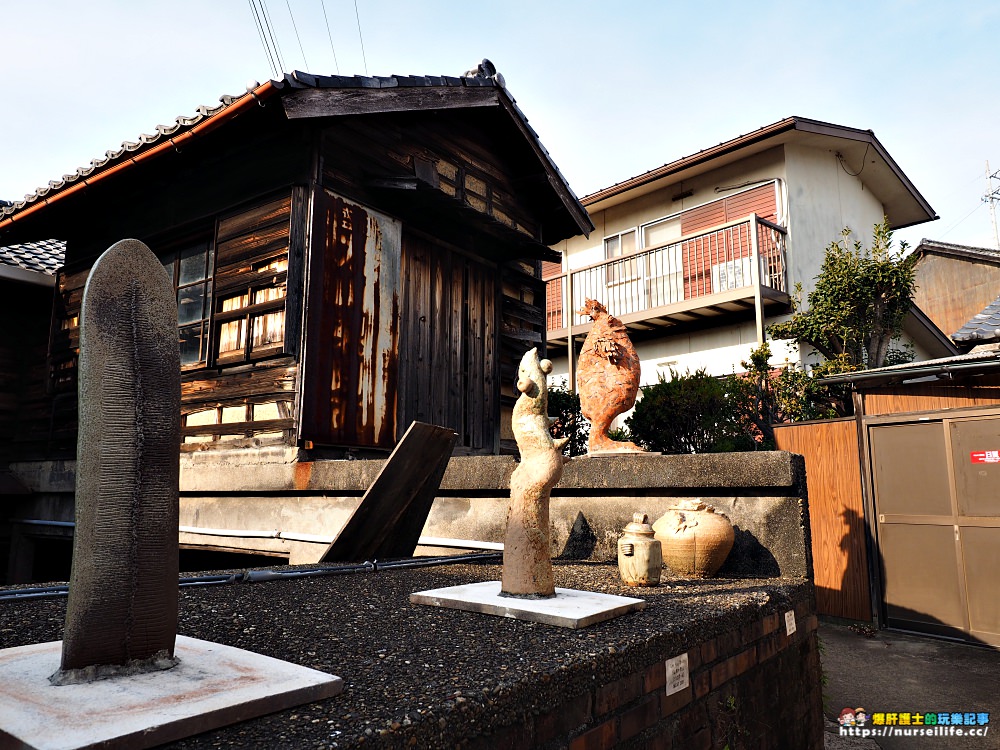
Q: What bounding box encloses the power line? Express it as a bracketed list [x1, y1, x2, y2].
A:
[284, 0, 310, 72]
[248, 0, 279, 78]
[319, 0, 340, 74]
[258, 0, 287, 74]
[938, 201, 986, 240]
[353, 0, 369, 75]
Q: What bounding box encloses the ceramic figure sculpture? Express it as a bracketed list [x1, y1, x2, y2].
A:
[652, 499, 735, 578]
[52, 239, 181, 685]
[501, 348, 569, 598]
[576, 298, 643, 454]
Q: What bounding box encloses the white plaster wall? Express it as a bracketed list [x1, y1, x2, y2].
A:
[782, 143, 887, 298]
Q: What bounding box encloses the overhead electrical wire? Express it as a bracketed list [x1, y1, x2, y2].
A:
[285, 0, 311, 72]
[319, 0, 341, 74]
[258, 0, 287, 74]
[248, 0, 279, 78]
[353, 0, 369, 75]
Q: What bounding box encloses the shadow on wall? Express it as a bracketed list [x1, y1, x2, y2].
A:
[718, 526, 780, 578]
[556, 511, 597, 559]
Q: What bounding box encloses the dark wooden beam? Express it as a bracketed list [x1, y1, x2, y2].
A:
[283, 87, 501, 119]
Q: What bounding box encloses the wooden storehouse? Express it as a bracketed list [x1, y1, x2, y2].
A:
[0, 66, 592, 463]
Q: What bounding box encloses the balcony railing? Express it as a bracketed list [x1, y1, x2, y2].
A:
[545, 214, 787, 332]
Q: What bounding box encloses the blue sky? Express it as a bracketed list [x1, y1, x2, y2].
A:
[2, 1, 998, 250]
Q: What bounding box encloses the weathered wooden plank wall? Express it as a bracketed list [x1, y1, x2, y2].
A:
[774, 417, 872, 621]
[397, 232, 498, 454]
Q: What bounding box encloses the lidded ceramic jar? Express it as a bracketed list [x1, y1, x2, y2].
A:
[652, 499, 734, 578]
[617, 513, 662, 586]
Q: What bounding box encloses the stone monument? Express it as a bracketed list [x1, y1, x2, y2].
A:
[0, 239, 341, 750]
[500, 348, 568, 598]
[54, 238, 181, 685]
[576, 298, 645, 454]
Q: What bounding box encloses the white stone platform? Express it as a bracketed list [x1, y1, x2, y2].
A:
[410, 580, 645, 628]
[0, 635, 343, 750]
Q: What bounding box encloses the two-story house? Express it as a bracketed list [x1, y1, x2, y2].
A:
[545, 117, 955, 396]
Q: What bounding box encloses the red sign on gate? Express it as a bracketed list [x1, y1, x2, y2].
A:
[970, 450, 1000, 463]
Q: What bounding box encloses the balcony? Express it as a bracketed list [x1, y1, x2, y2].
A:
[544, 214, 789, 352]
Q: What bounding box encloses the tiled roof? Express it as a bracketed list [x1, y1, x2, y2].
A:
[953, 293, 1000, 343]
[0, 61, 588, 235]
[912, 239, 1000, 264]
[0, 239, 65, 275]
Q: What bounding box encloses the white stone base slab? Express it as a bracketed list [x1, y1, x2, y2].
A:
[0, 635, 343, 750]
[410, 580, 645, 628]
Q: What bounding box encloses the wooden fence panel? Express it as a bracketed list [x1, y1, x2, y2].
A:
[774, 418, 872, 621]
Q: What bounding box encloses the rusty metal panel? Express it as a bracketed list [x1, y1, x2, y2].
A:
[301, 191, 400, 448]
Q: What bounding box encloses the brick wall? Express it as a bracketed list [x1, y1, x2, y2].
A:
[464, 596, 823, 750]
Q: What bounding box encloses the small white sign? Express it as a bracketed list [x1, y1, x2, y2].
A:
[665, 653, 689, 696]
[784, 610, 797, 636]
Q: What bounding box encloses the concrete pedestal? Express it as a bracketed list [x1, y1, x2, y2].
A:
[410, 580, 645, 628]
[0, 635, 343, 750]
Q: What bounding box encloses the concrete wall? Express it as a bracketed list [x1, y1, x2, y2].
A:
[4, 451, 812, 581]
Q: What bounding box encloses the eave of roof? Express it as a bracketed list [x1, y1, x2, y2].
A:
[820, 349, 1000, 387]
[912, 238, 1000, 265]
[581, 116, 937, 230]
[0, 80, 279, 233]
[0, 67, 593, 241]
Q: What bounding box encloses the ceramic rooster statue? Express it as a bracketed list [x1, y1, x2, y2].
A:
[576, 298, 644, 454]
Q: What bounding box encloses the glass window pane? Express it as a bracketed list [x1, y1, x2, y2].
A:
[643, 218, 681, 248]
[179, 323, 204, 366]
[221, 292, 250, 312]
[604, 235, 620, 259]
[178, 242, 208, 284]
[620, 230, 636, 255]
[253, 285, 286, 305]
[177, 282, 207, 325]
[218, 319, 246, 354]
[251, 310, 285, 349]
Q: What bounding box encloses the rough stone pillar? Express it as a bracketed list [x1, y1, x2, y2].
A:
[52, 239, 181, 685]
[501, 348, 569, 598]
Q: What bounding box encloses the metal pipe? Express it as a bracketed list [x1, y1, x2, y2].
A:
[0, 552, 502, 601]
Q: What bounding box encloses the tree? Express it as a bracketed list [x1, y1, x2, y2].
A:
[768, 219, 917, 372]
[726, 342, 847, 445]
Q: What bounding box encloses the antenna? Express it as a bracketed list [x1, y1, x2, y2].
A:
[984, 160, 1000, 250]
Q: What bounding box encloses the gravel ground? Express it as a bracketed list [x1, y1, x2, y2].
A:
[1, 560, 809, 749]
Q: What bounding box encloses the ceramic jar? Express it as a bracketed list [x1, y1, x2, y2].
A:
[652, 499, 734, 577]
[617, 513, 662, 586]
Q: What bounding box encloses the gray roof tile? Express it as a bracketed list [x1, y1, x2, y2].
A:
[0, 239, 65, 275]
[953, 294, 1000, 342]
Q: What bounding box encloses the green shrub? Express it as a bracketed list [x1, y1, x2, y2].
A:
[547, 383, 590, 456]
[626, 369, 756, 454]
